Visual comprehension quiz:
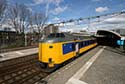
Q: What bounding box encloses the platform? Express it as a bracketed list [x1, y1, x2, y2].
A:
[0, 48, 38, 61]
[42, 46, 125, 84]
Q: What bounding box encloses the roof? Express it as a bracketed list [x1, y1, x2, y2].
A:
[97, 30, 122, 38]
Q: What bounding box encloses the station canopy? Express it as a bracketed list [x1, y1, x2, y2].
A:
[96, 30, 122, 47]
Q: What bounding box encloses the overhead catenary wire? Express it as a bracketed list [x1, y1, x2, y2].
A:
[52, 11, 125, 26]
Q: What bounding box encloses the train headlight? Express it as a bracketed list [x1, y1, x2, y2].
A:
[49, 58, 52, 63]
[48, 40, 54, 43]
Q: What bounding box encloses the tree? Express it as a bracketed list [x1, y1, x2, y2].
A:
[7, 3, 32, 46]
[0, 0, 7, 22]
[18, 4, 31, 33]
[8, 3, 30, 33]
[32, 12, 47, 39]
[7, 3, 47, 46]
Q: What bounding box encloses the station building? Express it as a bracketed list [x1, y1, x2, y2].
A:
[112, 29, 125, 36]
[44, 24, 59, 37]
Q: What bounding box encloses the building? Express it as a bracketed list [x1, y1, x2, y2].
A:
[112, 29, 125, 36]
[0, 24, 15, 31]
[44, 24, 59, 37]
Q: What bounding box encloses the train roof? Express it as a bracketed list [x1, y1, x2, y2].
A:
[40, 32, 94, 43]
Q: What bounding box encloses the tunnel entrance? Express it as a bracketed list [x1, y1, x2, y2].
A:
[96, 30, 121, 47]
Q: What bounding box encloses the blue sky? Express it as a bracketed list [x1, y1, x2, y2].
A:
[8, 0, 125, 32]
[8, 0, 125, 23]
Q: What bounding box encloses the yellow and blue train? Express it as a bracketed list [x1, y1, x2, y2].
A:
[38, 33, 97, 71]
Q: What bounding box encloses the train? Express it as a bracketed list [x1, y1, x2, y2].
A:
[38, 33, 97, 72]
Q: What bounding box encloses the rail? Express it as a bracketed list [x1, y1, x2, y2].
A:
[0, 54, 49, 84]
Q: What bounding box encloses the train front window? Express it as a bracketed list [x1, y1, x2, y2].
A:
[47, 33, 65, 38]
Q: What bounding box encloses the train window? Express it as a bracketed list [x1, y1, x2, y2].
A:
[92, 40, 94, 43]
[80, 42, 83, 47]
[91, 40, 93, 44]
[91, 40, 94, 43]
[87, 41, 89, 45]
[85, 41, 88, 45]
[83, 42, 85, 46]
[88, 41, 90, 45]
[47, 33, 65, 38]
[84, 41, 87, 46]
[89, 40, 91, 44]
[56, 33, 65, 37]
[48, 34, 56, 38]
[86, 41, 88, 45]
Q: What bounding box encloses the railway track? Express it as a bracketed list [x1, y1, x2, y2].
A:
[0, 54, 49, 84]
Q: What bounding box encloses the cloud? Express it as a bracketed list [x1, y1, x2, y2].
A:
[59, 14, 125, 32]
[60, 28, 74, 32]
[59, 24, 88, 33]
[30, 0, 66, 15]
[89, 14, 125, 31]
[65, 22, 75, 26]
[33, 0, 44, 5]
[95, 7, 109, 13]
[53, 17, 60, 21]
[104, 14, 125, 24]
[104, 18, 125, 24]
[90, 14, 125, 26]
[122, 9, 125, 12]
[52, 17, 62, 23]
[50, 0, 63, 6]
[32, 0, 63, 6]
[51, 6, 68, 15]
[27, 7, 33, 12]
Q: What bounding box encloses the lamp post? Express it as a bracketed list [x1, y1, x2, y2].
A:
[24, 32, 27, 47]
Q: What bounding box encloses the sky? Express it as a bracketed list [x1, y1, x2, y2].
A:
[8, 0, 125, 32]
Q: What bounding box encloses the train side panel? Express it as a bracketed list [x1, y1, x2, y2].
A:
[59, 42, 75, 63]
[79, 40, 97, 53]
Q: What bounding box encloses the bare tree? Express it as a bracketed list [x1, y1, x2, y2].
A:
[18, 4, 31, 33]
[8, 2, 47, 45]
[27, 12, 36, 45]
[28, 13, 35, 33]
[7, 3, 32, 46]
[8, 3, 30, 33]
[32, 12, 47, 39]
[0, 0, 7, 22]
[7, 3, 19, 32]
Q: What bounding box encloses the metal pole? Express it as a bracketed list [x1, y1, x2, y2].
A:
[87, 18, 90, 32]
[25, 33, 27, 46]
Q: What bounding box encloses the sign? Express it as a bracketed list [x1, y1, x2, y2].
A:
[117, 40, 124, 46]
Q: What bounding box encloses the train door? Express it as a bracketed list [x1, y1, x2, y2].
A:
[75, 42, 79, 56]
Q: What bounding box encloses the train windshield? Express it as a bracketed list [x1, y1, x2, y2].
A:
[47, 33, 65, 38]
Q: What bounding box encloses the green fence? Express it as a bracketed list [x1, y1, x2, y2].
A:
[0, 31, 39, 51]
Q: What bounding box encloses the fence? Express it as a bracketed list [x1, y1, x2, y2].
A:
[0, 31, 39, 52]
